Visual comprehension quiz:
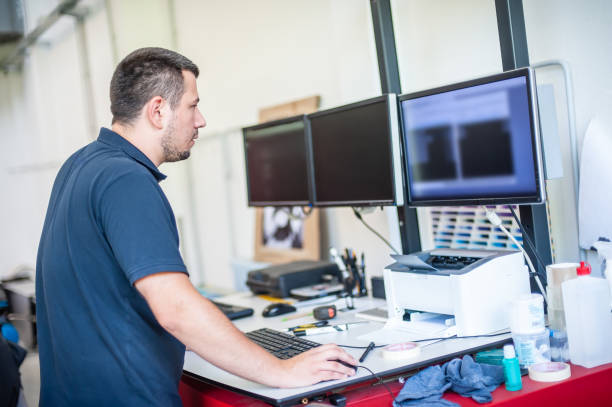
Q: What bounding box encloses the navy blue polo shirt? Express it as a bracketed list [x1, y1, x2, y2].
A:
[36, 128, 188, 406]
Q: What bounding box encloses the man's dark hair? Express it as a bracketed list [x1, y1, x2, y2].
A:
[110, 47, 199, 125]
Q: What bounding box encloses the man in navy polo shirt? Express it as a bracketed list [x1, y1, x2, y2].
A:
[36, 47, 357, 406]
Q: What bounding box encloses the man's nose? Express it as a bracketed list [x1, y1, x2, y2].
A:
[196, 108, 206, 128]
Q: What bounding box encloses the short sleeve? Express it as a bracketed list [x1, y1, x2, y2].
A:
[99, 170, 188, 284]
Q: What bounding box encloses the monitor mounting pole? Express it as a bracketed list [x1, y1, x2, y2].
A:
[370, 0, 421, 255]
[495, 0, 553, 283]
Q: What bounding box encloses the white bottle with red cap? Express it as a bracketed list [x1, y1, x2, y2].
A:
[562, 261, 612, 367]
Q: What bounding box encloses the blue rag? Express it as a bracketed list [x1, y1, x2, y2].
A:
[393, 355, 504, 407]
[444, 355, 505, 403]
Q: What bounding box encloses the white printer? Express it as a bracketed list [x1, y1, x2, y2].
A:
[383, 248, 530, 337]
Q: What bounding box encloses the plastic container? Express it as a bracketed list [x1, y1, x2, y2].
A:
[512, 329, 551, 367]
[546, 263, 579, 330]
[510, 293, 545, 334]
[475, 348, 504, 366]
[549, 329, 569, 362]
[502, 344, 522, 391]
[562, 262, 612, 368]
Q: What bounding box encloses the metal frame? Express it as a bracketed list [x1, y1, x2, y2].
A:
[0, 0, 80, 71]
[495, 0, 552, 281]
[370, 0, 421, 254]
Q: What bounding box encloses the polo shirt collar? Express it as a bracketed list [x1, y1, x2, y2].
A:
[97, 127, 167, 181]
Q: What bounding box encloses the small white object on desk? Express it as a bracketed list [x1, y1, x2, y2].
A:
[381, 342, 420, 360]
[528, 362, 571, 382]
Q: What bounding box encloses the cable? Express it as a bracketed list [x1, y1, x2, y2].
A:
[352, 207, 400, 254]
[483, 207, 548, 304]
[411, 330, 512, 343]
[338, 329, 512, 350]
[279, 206, 313, 221]
[338, 344, 387, 349]
[337, 329, 512, 350]
[356, 365, 395, 399]
[508, 206, 548, 273]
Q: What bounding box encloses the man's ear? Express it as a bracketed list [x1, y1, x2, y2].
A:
[145, 96, 166, 130]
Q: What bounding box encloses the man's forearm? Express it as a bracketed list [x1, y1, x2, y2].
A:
[163, 287, 286, 385]
[136, 273, 286, 386]
[136, 272, 358, 388]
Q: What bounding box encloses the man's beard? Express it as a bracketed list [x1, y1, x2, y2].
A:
[161, 119, 191, 163]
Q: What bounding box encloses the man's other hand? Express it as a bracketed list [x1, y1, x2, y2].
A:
[274, 343, 358, 387]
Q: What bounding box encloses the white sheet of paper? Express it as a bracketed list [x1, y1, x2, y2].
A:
[356, 315, 451, 346]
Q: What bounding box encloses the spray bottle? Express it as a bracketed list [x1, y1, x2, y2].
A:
[592, 239, 612, 310]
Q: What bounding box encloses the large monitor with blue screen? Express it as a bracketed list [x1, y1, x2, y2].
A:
[242, 115, 313, 207]
[399, 68, 545, 206]
[308, 94, 404, 207]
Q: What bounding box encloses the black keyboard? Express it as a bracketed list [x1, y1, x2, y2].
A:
[245, 328, 320, 359]
[211, 300, 254, 320]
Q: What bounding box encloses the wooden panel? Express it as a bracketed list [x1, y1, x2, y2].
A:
[257, 95, 320, 123]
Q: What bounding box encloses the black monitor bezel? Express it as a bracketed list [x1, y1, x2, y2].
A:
[398, 67, 545, 207]
[242, 114, 314, 207]
[308, 94, 402, 207]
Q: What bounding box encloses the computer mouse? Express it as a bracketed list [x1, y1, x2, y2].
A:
[334, 359, 358, 371]
[262, 302, 297, 318]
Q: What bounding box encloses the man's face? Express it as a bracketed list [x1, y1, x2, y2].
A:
[161, 71, 206, 162]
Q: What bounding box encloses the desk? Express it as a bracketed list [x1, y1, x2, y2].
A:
[180, 362, 612, 406]
[3, 280, 36, 349]
[182, 293, 511, 406]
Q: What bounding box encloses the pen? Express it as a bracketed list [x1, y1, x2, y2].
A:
[294, 326, 339, 336]
[288, 321, 329, 331]
[293, 322, 368, 336]
[359, 341, 375, 363]
[359, 251, 366, 296]
[280, 312, 312, 322]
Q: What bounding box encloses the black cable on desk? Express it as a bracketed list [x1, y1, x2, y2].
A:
[338, 344, 387, 349]
[410, 330, 511, 343]
[337, 330, 510, 349]
[356, 365, 395, 400]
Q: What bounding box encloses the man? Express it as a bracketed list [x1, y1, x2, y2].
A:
[36, 47, 357, 406]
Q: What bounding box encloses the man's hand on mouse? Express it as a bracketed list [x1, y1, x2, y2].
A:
[271, 343, 358, 387]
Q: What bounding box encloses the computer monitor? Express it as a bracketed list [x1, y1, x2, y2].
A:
[308, 94, 404, 207]
[399, 67, 545, 206]
[242, 115, 313, 207]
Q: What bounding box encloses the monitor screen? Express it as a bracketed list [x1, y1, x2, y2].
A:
[308, 94, 403, 206]
[399, 68, 545, 206]
[242, 115, 313, 206]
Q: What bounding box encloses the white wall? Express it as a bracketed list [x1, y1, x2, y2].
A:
[1, 0, 609, 287]
[1, 12, 91, 279]
[393, 0, 502, 92]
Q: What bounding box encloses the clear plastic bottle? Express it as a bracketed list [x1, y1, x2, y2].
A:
[562, 261, 612, 368]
